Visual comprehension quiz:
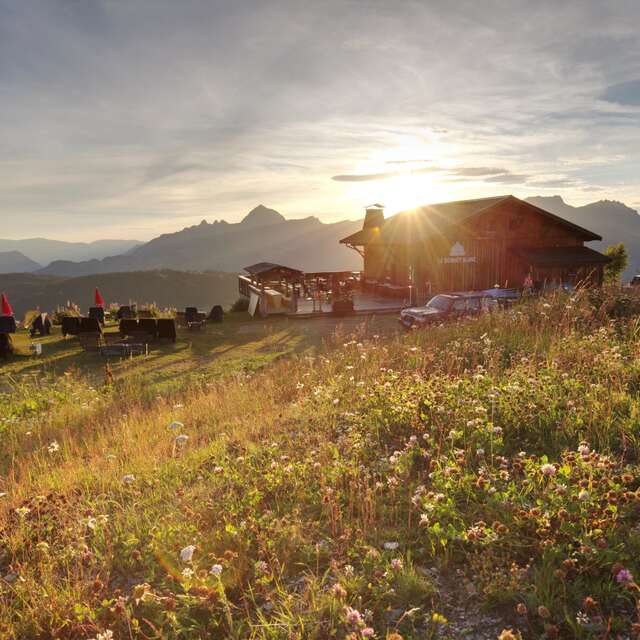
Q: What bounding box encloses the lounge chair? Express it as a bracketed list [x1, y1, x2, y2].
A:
[157, 318, 177, 342]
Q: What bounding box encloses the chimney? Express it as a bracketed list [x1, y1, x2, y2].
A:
[363, 203, 384, 229]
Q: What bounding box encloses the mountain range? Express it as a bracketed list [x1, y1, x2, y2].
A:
[525, 196, 640, 279]
[2, 198, 640, 281]
[37, 205, 363, 276]
[0, 251, 41, 273]
[0, 237, 143, 269]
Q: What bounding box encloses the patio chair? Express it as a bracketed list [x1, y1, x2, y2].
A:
[116, 305, 135, 320]
[30, 313, 51, 337]
[208, 305, 224, 323]
[185, 307, 206, 330]
[79, 316, 102, 334]
[89, 307, 105, 325]
[157, 318, 177, 342]
[0, 316, 17, 334]
[61, 316, 81, 337]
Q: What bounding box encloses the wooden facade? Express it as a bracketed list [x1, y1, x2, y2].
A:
[340, 195, 610, 301]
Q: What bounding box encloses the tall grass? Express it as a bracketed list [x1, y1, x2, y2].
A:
[2, 289, 640, 639]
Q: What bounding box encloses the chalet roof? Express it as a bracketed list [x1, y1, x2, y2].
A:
[340, 195, 602, 245]
[512, 246, 611, 267]
[243, 262, 303, 279]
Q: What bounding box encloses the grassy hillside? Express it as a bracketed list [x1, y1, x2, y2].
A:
[0, 270, 239, 317]
[2, 292, 640, 639]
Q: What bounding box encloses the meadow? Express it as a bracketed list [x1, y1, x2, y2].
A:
[1, 292, 640, 639]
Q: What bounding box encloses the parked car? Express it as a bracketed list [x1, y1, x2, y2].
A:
[399, 293, 495, 328]
[630, 275, 640, 287]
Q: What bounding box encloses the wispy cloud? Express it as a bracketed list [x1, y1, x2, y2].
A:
[0, 1, 639, 239]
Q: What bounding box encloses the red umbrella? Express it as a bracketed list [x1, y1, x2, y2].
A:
[94, 288, 105, 308]
[1, 292, 13, 316]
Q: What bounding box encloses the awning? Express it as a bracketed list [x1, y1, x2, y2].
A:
[512, 246, 611, 267]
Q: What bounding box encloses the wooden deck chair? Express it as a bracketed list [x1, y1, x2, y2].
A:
[157, 318, 177, 342]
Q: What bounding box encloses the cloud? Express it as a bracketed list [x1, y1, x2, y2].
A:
[1, 1, 639, 239]
[331, 171, 400, 182]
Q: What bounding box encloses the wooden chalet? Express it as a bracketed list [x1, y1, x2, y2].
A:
[340, 195, 610, 301]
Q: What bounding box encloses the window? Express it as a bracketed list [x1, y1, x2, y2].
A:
[452, 299, 466, 312]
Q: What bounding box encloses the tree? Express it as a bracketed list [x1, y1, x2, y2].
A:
[603, 243, 628, 284]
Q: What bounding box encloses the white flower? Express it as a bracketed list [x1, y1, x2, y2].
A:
[180, 545, 196, 563]
[175, 434, 189, 445]
[578, 443, 590, 455]
[209, 564, 223, 576]
[383, 541, 399, 551]
[86, 517, 97, 530]
[169, 421, 184, 430]
[48, 440, 60, 454]
[181, 567, 194, 578]
[578, 490, 590, 501]
[541, 463, 556, 477]
[122, 474, 135, 483]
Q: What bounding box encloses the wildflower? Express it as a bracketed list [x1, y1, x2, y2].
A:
[86, 517, 97, 530]
[209, 564, 223, 576]
[345, 606, 363, 626]
[578, 490, 590, 501]
[175, 434, 189, 445]
[576, 611, 590, 626]
[537, 605, 551, 619]
[180, 545, 196, 563]
[48, 440, 60, 454]
[383, 541, 399, 551]
[181, 567, 194, 578]
[476, 448, 485, 457]
[497, 631, 517, 640]
[515, 603, 527, 616]
[256, 560, 268, 574]
[122, 474, 135, 484]
[331, 582, 347, 598]
[15, 507, 30, 518]
[431, 612, 448, 625]
[362, 628, 375, 637]
[213, 466, 224, 474]
[577, 442, 590, 455]
[390, 558, 403, 571]
[91, 632, 114, 640]
[615, 568, 634, 584]
[169, 421, 183, 430]
[343, 564, 354, 576]
[540, 463, 556, 477]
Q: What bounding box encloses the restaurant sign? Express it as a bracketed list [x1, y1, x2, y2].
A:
[438, 242, 477, 264]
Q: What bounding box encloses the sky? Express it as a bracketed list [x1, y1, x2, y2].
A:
[1, 0, 639, 241]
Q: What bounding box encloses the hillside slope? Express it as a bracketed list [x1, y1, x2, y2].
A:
[39, 206, 363, 276]
[0, 238, 143, 265]
[0, 250, 41, 273]
[0, 270, 238, 316]
[526, 196, 640, 279]
[1, 292, 640, 638]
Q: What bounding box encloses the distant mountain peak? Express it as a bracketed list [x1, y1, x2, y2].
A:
[241, 205, 286, 227]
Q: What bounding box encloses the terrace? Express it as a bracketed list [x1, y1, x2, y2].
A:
[238, 263, 412, 318]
